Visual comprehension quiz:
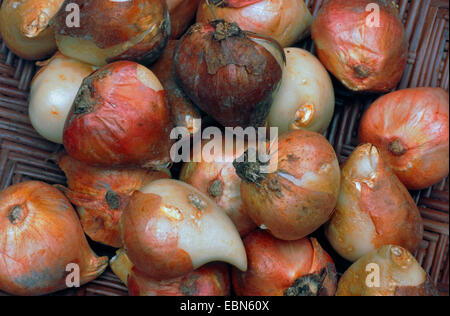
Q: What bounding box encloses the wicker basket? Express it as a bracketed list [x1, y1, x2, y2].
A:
[0, 0, 448, 296]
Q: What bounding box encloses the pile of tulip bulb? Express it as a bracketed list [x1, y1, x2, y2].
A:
[0, 0, 448, 296]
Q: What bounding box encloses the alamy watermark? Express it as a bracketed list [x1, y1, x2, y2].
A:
[170, 119, 279, 174]
[65, 3, 80, 28]
[59, 0, 381, 171]
[65, 263, 80, 288]
[63, 2, 382, 28]
[365, 263, 381, 288]
[366, 3, 381, 28]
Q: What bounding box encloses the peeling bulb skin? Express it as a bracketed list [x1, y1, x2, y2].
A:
[197, 0, 313, 47]
[237, 130, 341, 241]
[0, 182, 108, 296]
[120, 179, 247, 280]
[111, 248, 232, 296]
[232, 230, 337, 296]
[336, 245, 439, 296]
[174, 21, 284, 128]
[128, 263, 231, 296]
[269, 48, 335, 135]
[359, 88, 449, 190]
[58, 154, 170, 248]
[0, 0, 64, 60]
[63, 61, 173, 168]
[52, 0, 170, 66]
[180, 136, 257, 237]
[326, 144, 423, 262]
[110, 249, 134, 286]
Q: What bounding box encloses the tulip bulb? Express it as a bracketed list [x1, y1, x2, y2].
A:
[336, 245, 439, 296]
[167, 0, 201, 39]
[58, 154, 170, 248]
[0, 181, 107, 296]
[174, 20, 284, 128]
[236, 130, 341, 241]
[197, 0, 313, 47]
[29, 53, 97, 144]
[110, 249, 231, 296]
[0, 0, 64, 60]
[180, 135, 257, 236]
[128, 263, 230, 296]
[150, 40, 201, 136]
[326, 144, 423, 262]
[63, 61, 173, 168]
[359, 87, 449, 190]
[232, 231, 337, 296]
[268, 48, 335, 135]
[311, 0, 408, 92]
[52, 0, 170, 66]
[120, 179, 247, 280]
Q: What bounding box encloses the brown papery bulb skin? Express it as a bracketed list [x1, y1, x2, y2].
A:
[180, 136, 257, 237]
[232, 230, 337, 296]
[58, 154, 170, 248]
[337, 245, 439, 296]
[110, 249, 134, 286]
[63, 61, 173, 168]
[197, 0, 313, 47]
[174, 21, 283, 128]
[236, 130, 341, 241]
[128, 263, 230, 296]
[120, 179, 247, 280]
[0, 0, 64, 60]
[0, 182, 108, 296]
[326, 144, 423, 262]
[311, 0, 408, 92]
[151, 40, 201, 136]
[167, 0, 201, 39]
[359, 88, 449, 190]
[52, 0, 169, 66]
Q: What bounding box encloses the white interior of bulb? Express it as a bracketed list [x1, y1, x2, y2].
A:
[139, 180, 247, 271]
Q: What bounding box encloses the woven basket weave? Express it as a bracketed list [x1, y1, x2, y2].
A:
[0, 0, 448, 296]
